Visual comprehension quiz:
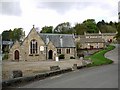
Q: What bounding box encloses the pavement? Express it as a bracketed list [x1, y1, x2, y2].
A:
[19, 44, 118, 88]
[2, 59, 84, 80]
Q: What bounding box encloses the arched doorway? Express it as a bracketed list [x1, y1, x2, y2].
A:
[48, 50, 53, 59]
[14, 50, 19, 61]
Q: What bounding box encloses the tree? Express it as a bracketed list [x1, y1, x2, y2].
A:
[2, 28, 25, 42]
[54, 22, 74, 34]
[83, 19, 98, 33]
[12, 28, 24, 42]
[97, 20, 117, 33]
[40, 26, 53, 33]
[74, 23, 87, 35]
[115, 23, 120, 43]
[2, 29, 13, 41]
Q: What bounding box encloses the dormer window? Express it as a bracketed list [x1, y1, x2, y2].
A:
[30, 39, 38, 54]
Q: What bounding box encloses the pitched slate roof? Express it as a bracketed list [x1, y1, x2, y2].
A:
[39, 33, 76, 48]
[80, 38, 105, 43]
[102, 33, 116, 36]
[86, 33, 102, 36]
[86, 33, 116, 36]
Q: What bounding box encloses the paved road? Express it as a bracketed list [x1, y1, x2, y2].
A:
[20, 44, 118, 88]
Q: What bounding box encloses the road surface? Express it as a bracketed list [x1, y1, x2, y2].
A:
[20, 44, 118, 88]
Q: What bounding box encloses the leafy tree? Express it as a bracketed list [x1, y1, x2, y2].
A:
[2, 30, 12, 41]
[54, 22, 74, 34]
[97, 20, 117, 33]
[83, 19, 98, 33]
[115, 23, 120, 43]
[40, 26, 53, 33]
[2, 28, 25, 42]
[74, 23, 87, 35]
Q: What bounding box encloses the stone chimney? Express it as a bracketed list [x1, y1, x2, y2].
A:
[60, 35, 63, 47]
[46, 35, 49, 45]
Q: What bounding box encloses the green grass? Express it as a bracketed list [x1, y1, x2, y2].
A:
[84, 45, 115, 67]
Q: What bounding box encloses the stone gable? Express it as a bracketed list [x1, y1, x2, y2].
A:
[9, 26, 76, 61]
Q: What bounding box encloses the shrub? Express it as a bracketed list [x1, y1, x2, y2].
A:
[59, 54, 65, 59]
[70, 56, 75, 59]
[2, 53, 9, 60]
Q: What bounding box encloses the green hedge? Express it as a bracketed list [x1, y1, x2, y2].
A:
[59, 54, 65, 59]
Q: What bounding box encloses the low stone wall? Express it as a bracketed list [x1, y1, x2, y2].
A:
[2, 62, 91, 88]
[50, 66, 60, 71]
[2, 68, 72, 88]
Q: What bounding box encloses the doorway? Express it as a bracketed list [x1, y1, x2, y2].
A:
[14, 50, 19, 61]
[48, 50, 53, 59]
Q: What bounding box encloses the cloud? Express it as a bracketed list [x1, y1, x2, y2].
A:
[0, 1, 22, 16]
[36, 2, 76, 14]
[119, 1, 120, 13]
[0, 0, 119, 35]
[35, 1, 118, 15]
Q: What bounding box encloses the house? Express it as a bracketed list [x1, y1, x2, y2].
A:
[9, 25, 76, 61]
[80, 38, 105, 49]
[85, 31, 116, 43]
[75, 31, 116, 50]
[2, 41, 13, 53]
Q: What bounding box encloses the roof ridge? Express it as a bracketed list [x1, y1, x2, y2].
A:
[39, 33, 73, 36]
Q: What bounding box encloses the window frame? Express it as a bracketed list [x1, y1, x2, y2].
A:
[30, 39, 38, 54]
[57, 48, 61, 54]
[66, 48, 70, 54]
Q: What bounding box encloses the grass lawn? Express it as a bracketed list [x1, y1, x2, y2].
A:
[84, 45, 115, 67]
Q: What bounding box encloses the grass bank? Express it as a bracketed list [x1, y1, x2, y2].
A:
[84, 45, 115, 67]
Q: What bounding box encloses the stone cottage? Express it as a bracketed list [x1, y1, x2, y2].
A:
[9, 25, 76, 61]
[75, 31, 116, 49]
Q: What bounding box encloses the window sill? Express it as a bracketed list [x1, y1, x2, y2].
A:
[29, 54, 33, 56]
[29, 54, 39, 56]
[35, 54, 39, 56]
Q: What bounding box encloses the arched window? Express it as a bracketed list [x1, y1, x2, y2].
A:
[30, 39, 38, 54]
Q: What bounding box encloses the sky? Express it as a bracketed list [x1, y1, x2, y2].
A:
[0, 0, 119, 35]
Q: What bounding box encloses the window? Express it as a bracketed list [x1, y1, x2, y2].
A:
[66, 48, 70, 54]
[57, 49, 61, 54]
[30, 39, 38, 54]
[40, 46, 45, 54]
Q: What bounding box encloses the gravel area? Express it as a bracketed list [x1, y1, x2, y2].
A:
[2, 59, 83, 80]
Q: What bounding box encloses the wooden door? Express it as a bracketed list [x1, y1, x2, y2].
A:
[14, 50, 19, 61]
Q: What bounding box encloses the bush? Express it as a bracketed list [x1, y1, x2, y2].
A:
[70, 56, 75, 59]
[59, 54, 65, 59]
[2, 53, 9, 60]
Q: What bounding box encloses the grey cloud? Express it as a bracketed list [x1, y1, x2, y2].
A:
[36, 2, 77, 14]
[36, 1, 112, 14]
[36, 2, 98, 14]
[118, 1, 120, 12]
[0, 1, 21, 16]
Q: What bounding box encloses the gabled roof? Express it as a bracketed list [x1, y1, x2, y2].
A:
[39, 33, 76, 48]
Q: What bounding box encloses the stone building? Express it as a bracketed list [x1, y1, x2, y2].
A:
[80, 38, 105, 49]
[75, 31, 116, 49]
[9, 26, 76, 61]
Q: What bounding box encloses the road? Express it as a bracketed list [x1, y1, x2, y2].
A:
[20, 44, 118, 88]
